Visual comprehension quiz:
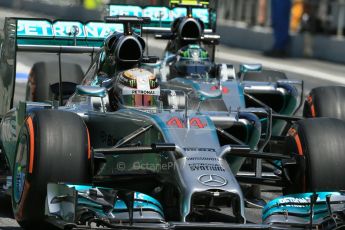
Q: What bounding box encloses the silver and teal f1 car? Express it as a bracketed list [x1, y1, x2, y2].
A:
[0, 9, 345, 230]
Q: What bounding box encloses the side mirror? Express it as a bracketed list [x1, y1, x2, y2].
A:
[239, 64, 262, 82]
[76, 85, 106, 98]
[239, 64, 262, 73]
[198, 90, 222, 101]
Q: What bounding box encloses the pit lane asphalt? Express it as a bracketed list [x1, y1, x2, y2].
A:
[1, 7, 345, 229]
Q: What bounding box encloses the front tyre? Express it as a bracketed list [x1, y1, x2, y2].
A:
[12, 110, 92, 229]
[284, 118, 345, 194]
[303, 86, 345, 119]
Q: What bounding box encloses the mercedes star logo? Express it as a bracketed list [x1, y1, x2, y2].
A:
[198, 174, 228, 187]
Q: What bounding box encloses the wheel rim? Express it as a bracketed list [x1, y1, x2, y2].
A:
[13, 134, 28, 204]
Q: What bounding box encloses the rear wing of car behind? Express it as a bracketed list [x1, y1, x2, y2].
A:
[15, 18, 127, 52]
[106, 0, 217, 33]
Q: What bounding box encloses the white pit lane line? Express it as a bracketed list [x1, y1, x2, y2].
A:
[149, 37, 345, 85]
[216, 50, 345, 85]
[14, 32, 345, 86]
[16, 62, 31, 73]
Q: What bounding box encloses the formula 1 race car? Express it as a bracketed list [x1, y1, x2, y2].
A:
[108, 1, 300, 138]
[0, 7, 345, 230]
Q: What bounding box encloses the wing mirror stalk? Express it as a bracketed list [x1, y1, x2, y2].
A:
[75, 85, 107, 112]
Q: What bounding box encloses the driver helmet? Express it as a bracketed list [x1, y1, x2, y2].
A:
[113, 68, 160, 108]
[173, 45, 212, 77]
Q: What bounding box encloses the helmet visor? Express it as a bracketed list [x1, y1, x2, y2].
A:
[122, 94, 158, 107]
[176, 61, 212, 76]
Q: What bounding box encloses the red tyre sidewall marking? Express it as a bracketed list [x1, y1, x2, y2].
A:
[288, 128, 307, 192]
[307, 95, 316, 117]
[27, 117, 35, 174]
[86, 127, 91, 160]
[16, 118, 34, 221]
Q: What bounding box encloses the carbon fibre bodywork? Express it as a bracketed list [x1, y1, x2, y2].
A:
[0, 16, 252, 226]
[0, 13, 344, 230]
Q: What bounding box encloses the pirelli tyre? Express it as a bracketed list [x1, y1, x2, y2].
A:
[284, 118, 345, 194]
[303, 86, 345, 119]
[242, 69, 287, 82]
[26, 62, 84, 103]
[12, 110, 92, 229]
